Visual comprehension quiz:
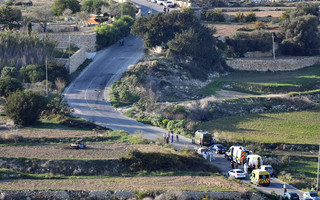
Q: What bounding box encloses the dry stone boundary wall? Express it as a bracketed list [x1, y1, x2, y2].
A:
[39, 32, 96, 52]
[226, 56, 320, 71]
[53, 48, 87, 74]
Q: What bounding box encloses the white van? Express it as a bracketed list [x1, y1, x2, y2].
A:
[246, 155, 263, 169]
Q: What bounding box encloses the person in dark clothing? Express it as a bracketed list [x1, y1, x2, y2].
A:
[231, 161, 235, 169]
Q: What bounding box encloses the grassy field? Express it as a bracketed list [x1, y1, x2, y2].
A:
[200, 65, 320, 95]
[198, 109, 320, 144]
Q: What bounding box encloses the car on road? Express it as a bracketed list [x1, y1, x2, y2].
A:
[281, 192, 300, 200]
[227, 169, 246, 179]
[165, 1, 174, 7]
[150, 0, 156, 3]
[157, 0, 165, 5]
[303, 191, 320, 200]
[260, 165, 273, 176]
[210, 144, 226, 154]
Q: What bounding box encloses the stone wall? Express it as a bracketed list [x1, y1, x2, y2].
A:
[53, 48, 87, 74]
[226, 56, 320, 71]
[69, 48, 87, 74]
[39, 32, 97, 52]
[0, 190, 268, 200]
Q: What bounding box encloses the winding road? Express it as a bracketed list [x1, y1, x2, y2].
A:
[64, 1, 305, 198]
[63, 1, 194, 150]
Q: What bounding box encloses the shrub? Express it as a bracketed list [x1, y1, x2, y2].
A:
[254, 21, 266, 30]
[213, 9, 225, 22]
[245, 11, 256, 22]
[95, 15, 134, 49]
[0, 77, 23, 98]
[234, 11, 245, 22]
[5, 90, 47, 125]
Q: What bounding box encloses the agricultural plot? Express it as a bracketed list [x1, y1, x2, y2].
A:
[0, 176, 249, 191]
[0, 143, 177, 159]
[199, 110, 320, 144]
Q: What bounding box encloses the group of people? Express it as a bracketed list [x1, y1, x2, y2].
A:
[202, 150, 215, 162]
[163, 131, 179, 144]
[163, 7, 170, 13]
[230, 161, 256, 174]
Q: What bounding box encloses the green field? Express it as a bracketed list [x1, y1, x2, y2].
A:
[200, 65, 320, 95]
[198, 110, 320, 144]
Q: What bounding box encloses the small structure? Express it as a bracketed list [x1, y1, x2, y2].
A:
[86, 14, 99, 25]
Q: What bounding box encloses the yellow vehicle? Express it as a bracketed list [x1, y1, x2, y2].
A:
[250, 169, 270, 186]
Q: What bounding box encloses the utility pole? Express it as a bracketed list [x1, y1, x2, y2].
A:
[317, 144, 320, 192]
[121, 0, 123, 17]
[45, 57, 48, 97]
[272, 33, 276, 72]
[68, 34, 71, 74]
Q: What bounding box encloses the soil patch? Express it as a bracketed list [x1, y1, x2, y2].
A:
[0, 144, 177, 159]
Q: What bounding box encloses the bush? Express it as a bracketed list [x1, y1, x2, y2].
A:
[95, 15, 134, 49]
[51, 0, 80, 16]
[245, 11, 256, 22]
[226, 30, 273, 57]
[5, 90, 47, 125]
[0, 77, 23, 98]
[234, 11, 245, 22]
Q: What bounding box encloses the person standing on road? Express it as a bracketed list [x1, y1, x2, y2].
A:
[231, 161, 234, 169]
[244, 163, 248, 174]
[171, 132, 174, 143]
[163, 133, 166, 143]
[176, 134, 179, 142]
[283, 184, 287, 194]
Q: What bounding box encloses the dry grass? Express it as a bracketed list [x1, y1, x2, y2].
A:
[0, 176, 250, 192]
[0, 143, 177, 159]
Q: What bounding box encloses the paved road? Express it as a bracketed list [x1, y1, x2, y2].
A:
[212, 154, 305, 199]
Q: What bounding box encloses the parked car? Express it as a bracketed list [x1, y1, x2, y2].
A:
[260, 165, 273, 176]
[210, 144, 226, 154]
[227, 169, 246, 179]
[303, 191, 320, 200]
[157, 0, 165, 5]
[197, 147, 210, 155]
[165, 1, 174, 7]
[281, 192, 300, 200]
[150, 0, 156, 3]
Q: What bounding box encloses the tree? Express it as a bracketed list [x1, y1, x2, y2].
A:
[76, 11, 89, 27]
[82, 0, 107, 14]
[0, 6, 22, 29]
[62, 8, 73, 21]
[119, 2, 137, 18]
[4, 90, 47, 125]
[1, 66, 18, 79]
[0, 77, 23, 98]
[51, 0, 81, 16]
[278, 3, 320, 56]
[32, 8, 51, 32]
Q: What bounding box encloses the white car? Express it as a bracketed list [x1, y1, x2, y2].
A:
[227, 169, 246, 179]
[303, 191, 320, 200]
[260, 165, 273, 176]
[157, 0, 165, 5]
[165, 1, 174, 7]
